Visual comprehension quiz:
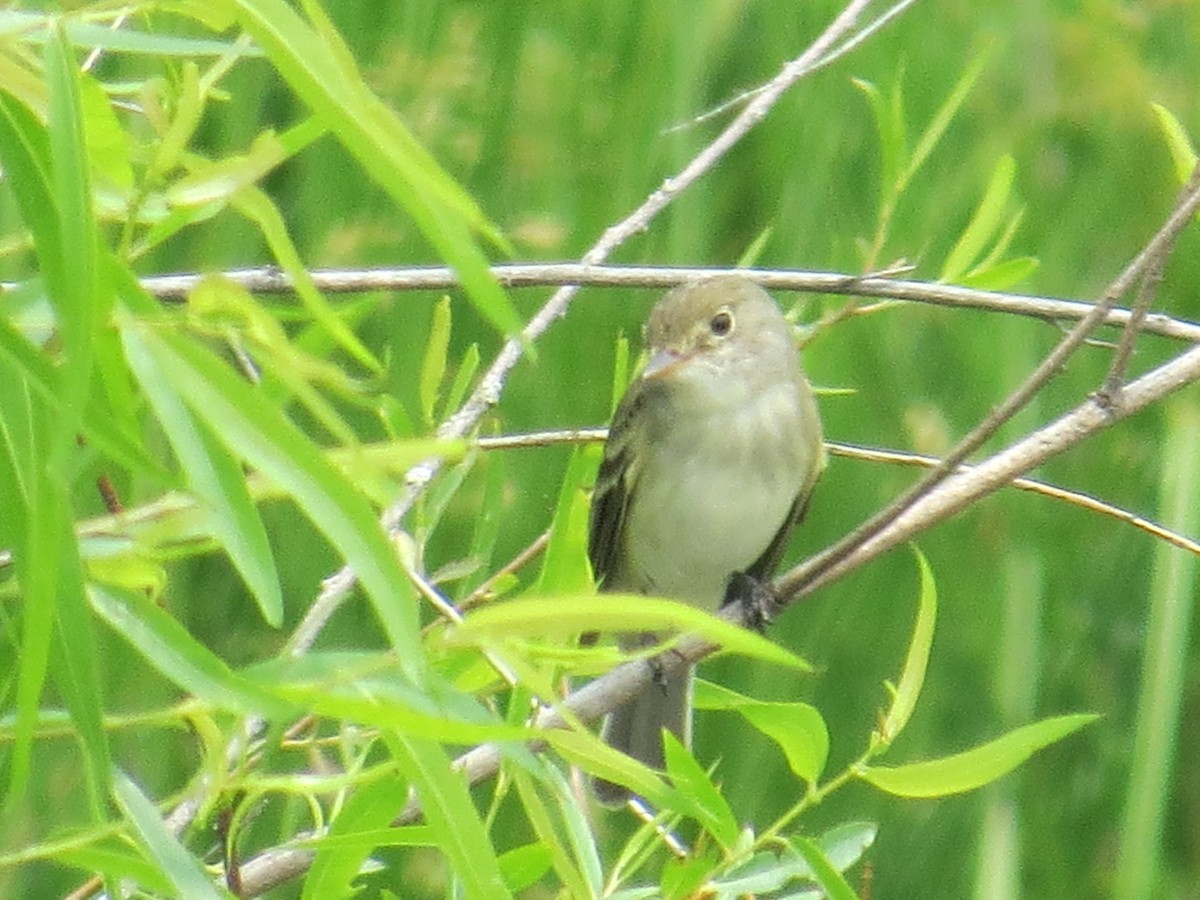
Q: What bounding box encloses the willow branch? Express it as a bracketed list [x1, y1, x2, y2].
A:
[125, 264, 1200, 344]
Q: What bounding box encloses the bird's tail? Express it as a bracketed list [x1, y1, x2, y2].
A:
[593, 664, 692, 805]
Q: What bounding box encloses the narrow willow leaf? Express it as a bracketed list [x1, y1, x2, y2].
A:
[853, 76, 904, 204]
[539, 760, 605, 895]
[302, 778, 409, 900]
[711, 822, 875, 895]
[960, 256, 1039, 290]
[420, 295, 452, 425]
[662, 731, 740, 850]
[449, 594, 812, 672]
[880, 547, 937, 744]
[230, 177, 380, 372]
[547, 728, 677, 811]
[940, 154, 1016, 283]
[0, 11, 262, 57]
[441, 342, 481, 423]
[535, 447, 596, 597]
[899, 51, 989, 196]
[662, 847, 718, 900]
[113, 285, 425, 683]
[112, 771, 225, 900]
[510, 767, 591, 900]
[1151, 103, 1198, 184]
[383, 733, 512, 899]
[793, 837, 858, 900]
[168, 130, 291, 206]
[736, 225, 774, 267]
[47, 510, 112, 816]
[231, 0, 523, 341]
[123, 324, 283, 626]
[498, 844, 554, 894]
[45, 22, 100, 468]
[693, 680, 828, 782]
[89, 585, 292, 718]
[57, 843, 173, 895]
[860, 713, 1099, 798]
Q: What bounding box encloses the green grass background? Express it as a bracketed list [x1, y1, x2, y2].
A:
[3, 0, 1200, 897]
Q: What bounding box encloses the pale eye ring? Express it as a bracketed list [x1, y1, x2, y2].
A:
[709, 310, 734, 336]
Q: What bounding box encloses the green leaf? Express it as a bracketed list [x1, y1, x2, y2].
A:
[230, 0, 523, 340]
[662, 846, 719, 900]
[662, 730, 740, 849]
[113, 275, 426, 685]
[441, 341, 480, 422]
[898, 51, 989, 197]
[859, 713, 1099, 798]
[535, 447, 597, 596]
[112, 771, 228, 899]
[959, 255, 1039, 290]
[89, 585, 293, 718]
[302, 777, 409, 900]
[510, 765, 592, 899]
[853, 76, 905, 203]
[420, 295, 452, 425]
[609, 332, 630, 416]
[879, 546, 937, 744]
[383, 733, 512, 899]
[711, 821, 876, 895]
[48, 510, 112, 818]
[449, 594, 812, 673]
[498, 843, 554, 894]
[736, 225, 774, 268]
[793, 837, 859, 900]
[940, 154, 1016, 283]
[546, 728, 676, 810]
[45, 22, 102, 469]
[229, 174, 381, 373]
[1151, 102, 1198, 184]
[57, 842, 174, 895]
[122, 324, 283, 627]
[694, 680, 828, 783]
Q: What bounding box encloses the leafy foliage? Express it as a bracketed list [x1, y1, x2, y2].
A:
[0, 3, 1198, 900]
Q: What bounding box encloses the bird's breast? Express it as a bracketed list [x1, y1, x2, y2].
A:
[617, 382, 813, 609]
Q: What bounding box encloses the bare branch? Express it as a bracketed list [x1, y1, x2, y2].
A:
[1100, 162, 1200, 401]
[127, 263, 1200, 344]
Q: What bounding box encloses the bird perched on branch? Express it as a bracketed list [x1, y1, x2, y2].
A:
[588, 275, 825, 803]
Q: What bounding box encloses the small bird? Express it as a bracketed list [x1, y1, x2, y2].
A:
[588, 275, 825, 803]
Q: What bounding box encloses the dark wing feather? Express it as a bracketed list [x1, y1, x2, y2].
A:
[588, 386, 651, 588]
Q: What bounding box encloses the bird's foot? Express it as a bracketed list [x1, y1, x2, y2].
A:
[723, 571, 780, 632]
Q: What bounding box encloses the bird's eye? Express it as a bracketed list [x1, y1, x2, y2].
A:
[709, 310, 734, 337]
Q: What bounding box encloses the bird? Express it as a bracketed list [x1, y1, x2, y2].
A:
[587, 274, 825, 803]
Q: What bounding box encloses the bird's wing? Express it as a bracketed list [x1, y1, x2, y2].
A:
[587, 386, 651, 588]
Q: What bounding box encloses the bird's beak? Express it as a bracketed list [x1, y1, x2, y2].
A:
[642, 348, 690, 380]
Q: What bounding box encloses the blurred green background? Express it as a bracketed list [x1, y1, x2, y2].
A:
[6, 0, 1200, 897]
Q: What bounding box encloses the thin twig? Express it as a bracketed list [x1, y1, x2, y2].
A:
[825, 442, 1200, 557]
[120, 264, 1200, 344]
[1100, 162, 1200, 401]
[457, 529, 551, 612]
